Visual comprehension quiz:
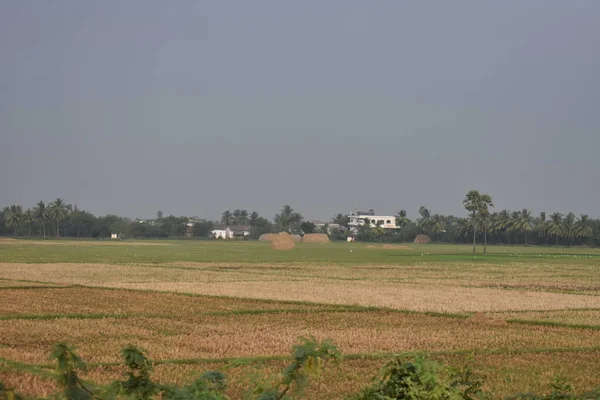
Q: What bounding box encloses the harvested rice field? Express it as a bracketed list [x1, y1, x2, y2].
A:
[0, 240, 599, 398]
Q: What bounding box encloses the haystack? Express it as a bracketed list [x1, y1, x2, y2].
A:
[271, 232, 296, 250]
[302, 233, 330, 243]
[414, 234, 431, 244]
[258, 233, 277, 241]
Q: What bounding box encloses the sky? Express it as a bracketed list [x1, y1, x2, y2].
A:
[1, 1, 599, 221]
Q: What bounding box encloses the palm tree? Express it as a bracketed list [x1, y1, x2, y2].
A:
[23, 209, 34, 237]
[3, 205, 23, 236]
[495, 210, 511, 244]
[478, 194, 494, 254]
[395, 210, 411, 243]
[453, 218, 471, 242]
[417, 206, 433, 233]
[274, 205, 302, 232]
[221, 210, 233, 227]
[562, 213, 576, 246]
[431, 214, 446, 243]
[547, 213, 563, 245]
[509, 210, 521, 243]
[537, 212, 548, 245]
[514, 209, 534, 246]
[249, 211, 260, 227]
[33, 201, 47, 237]
[463, 190, 483, 254]
[232, 209, 242, 225]
[239, 210, 249, 225]
[47, 198, 68, 238]
[332, 213, 350, 227]
[575, 214, 593, 244]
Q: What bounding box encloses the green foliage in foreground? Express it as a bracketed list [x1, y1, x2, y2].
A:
[2, 341, 599, 400]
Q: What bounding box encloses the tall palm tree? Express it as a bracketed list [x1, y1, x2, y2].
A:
[33, 201, 47, 237]
[478, 194, 494, 254]
[47, 198, 68, 238]
[575, 214, 593, 244]
[562, 213, 576, 246]
[547, 213, 563, 245]
[4, 205, 23, 236]
[463, 191, 485, 253]
[239, 210, 249, 225]
[249, 211, 260, 227]
[395, 210, 411, 243]
[232, 209, 242, 225]
[417, 206, 433, 233]
[221, 210, 233, 227]
[537, 212, 548, 245]
[23, 209, 34, 237]
[431, 214, 446, 243]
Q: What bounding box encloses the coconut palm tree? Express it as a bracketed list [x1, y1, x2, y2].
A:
[417, 206, 433, 233]
[562, 213, 576, 246]
[537, 212, 548, 245]
[395, 210, 411, 242]
[478, 194, 494, 254]
[575, 214, 593, 244]
[249, 211, 260, 227]
[221, 210, 233, 227]
[3, 205, 23, 236]
[431, 214, 446, 243]
[463, 190, 493, 254]
[453, 218, 471, 242]
[332, 213, 350, 227]
[47, 198, 68, 238]
[513, 209, 534, 246]
[547, 213, 563, 245]
[23, 209, 34, 237]
[495, 210, 511, 244]
[33, 201, 48, 237]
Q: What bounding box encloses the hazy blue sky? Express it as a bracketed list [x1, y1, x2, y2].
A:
[2, 1, 599, 220]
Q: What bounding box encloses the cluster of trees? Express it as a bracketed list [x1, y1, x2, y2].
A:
[2, 195, 600, 246]
[390, 190, 600, 248]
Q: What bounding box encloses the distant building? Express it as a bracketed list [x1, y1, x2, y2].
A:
[311, 221, 346, 234]
[347, 212, 397, 233]
[211, 225, 251, 239]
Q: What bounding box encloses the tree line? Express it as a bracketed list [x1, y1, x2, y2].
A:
[2, 193, 599, 246]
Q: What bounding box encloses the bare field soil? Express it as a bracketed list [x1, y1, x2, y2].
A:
[1, 241, 599, 398]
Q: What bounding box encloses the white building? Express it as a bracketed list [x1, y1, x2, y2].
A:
[211, 226, 251, 239]
[347, 213, 397, 232]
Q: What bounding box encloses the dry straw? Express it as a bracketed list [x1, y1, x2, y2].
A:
[302, 234, 331, 243]
[271, 232, 296, 250]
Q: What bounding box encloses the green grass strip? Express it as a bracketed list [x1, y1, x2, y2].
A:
[506, 318, 600, 330]
[0, 313, 165, 321]
[0, 285, 74, 290]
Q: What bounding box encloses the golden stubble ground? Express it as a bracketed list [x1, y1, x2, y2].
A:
[2, 309, 600, 364]
[0, 263, 598, 312]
